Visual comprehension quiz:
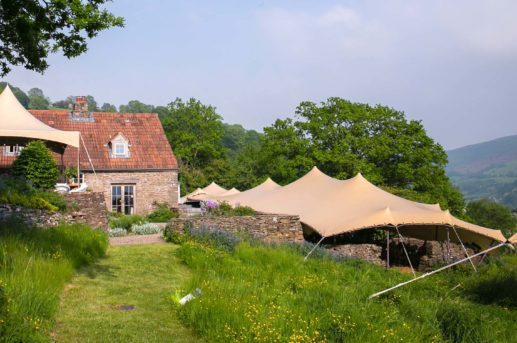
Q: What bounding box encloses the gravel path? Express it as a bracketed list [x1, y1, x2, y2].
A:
[109, 233, 165, 246]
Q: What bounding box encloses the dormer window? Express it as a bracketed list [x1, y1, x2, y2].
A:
[109, 133, 130, 158]
[114, 142, 126, 156]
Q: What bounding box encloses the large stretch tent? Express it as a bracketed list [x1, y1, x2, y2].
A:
[219, 167, 506, 250]
[0, 86, 79, 147]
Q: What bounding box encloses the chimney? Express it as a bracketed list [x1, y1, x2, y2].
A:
[69, 96, 94, 122]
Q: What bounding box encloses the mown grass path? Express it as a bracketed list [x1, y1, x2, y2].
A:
[53, 244, 201, 342]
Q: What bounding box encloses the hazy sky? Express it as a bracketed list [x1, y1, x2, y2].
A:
[3, 0, 517, 149]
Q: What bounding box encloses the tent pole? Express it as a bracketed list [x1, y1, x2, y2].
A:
[368, 242, 508, 299]
[478, 240, 495, 266]
[304, 236, 325, 261]
[451, 226, 477, 272]
[77, 143, 80, 183]
[386, 229, 390, 270]
[80, 134, 96, 176]
[446, 227, 451, 263]
[395, 226, 416, 277]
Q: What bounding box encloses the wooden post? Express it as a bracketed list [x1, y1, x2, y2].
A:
[446, 227, 451, 263]
[386, 229, 390, 269]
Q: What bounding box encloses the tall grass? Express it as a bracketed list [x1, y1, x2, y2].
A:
[0, 220, 108, 342]
[173, 230, 516, 342]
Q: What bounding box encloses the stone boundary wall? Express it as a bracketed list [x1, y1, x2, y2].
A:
[0, 192, 108, 230]
[327, 237, 478, 271]
[167, 214, 304, 243]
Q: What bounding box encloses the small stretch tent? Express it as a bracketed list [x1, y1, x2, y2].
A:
[180, 182, 228, 204]
[0, 85, 79, 147]
[188, 177, 280, 203]
[220, 167, 506, 250]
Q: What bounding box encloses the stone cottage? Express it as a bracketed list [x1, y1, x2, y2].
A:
[25, 97, 179, 215]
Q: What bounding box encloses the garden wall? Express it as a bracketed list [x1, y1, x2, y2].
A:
[0, 192, 108, 230]
[167, 214, 304, 243]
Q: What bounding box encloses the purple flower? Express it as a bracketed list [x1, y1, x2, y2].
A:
[205, 200, 219, 209]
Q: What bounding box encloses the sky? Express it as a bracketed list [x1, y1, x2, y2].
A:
[3, 0, 517, 149]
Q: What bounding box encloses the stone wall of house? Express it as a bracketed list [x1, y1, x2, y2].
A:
[327, 237, 479, 271]
[85, 170, 179, 215]
[0, 192, 108, 229]
[167, 214, 304, 243]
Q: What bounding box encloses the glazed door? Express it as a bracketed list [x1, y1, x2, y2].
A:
[111, 185, 135, 214]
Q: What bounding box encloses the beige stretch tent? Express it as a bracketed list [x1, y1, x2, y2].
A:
[188, 177, 281, 203]
[0, 85, 79, 147]
[221, 167, 506, 249]
[510, 233, 517, 245]
[186, 187, 240, 202]
[180, 182, 228, 203]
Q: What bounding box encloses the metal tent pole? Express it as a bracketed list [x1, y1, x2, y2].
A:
[80, 134, 96, 175]
[451, 226, 477, 272]
[304, 236, 325, 261]
[395, 226, 416, 277]
[368, 242, 507, 299]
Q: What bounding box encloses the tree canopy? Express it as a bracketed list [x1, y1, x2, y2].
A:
[28, 88, 50, 109]
[0, 0, 124, 75]
[466, 199, 516, 237]
[257, 98, 464, 214]
[161, 98, 225, 169]
[100, 103, 117, 112]
[119, 100, 155, 113]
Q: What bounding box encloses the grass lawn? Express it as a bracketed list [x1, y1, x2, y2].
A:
[53, 244, 201, 343]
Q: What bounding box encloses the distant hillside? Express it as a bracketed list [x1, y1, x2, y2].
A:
[447, 135, 517, 210]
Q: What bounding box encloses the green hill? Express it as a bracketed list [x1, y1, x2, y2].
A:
[447, 135, 517, 210]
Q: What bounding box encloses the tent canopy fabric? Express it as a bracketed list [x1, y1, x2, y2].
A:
[214, 167, 506, 249]
[201, 182, 227, 195]
[510, 233, 517, 245]
[0, 86, 79, 147]
[188, 177, 280, 203]
[180, 183, 228, 203]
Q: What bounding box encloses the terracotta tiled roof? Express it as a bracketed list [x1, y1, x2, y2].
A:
[26, 110, 178, 170]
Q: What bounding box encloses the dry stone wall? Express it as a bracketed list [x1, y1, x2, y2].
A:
[0, 192, 108, 230]
[326, 237, 479, 271]
[168, 214, 304, 243]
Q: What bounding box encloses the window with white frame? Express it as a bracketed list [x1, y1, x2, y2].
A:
[3, 145, 24, 157]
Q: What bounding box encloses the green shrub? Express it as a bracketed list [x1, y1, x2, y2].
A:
[0, 175, 66, 212]
[163, 226, 184, 244]
[147, 202, 177, 222]
[108, 227, 127, 237]
[132, 223, 162, 235]
[208, 201, 256, 217]
[108, 214, 145, 231]
[37, 190, 67, 211]
[11, 141, 59, 189]
[0, 223, 107, 342]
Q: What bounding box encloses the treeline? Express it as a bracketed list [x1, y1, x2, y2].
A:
[1, 82, 464, 215]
